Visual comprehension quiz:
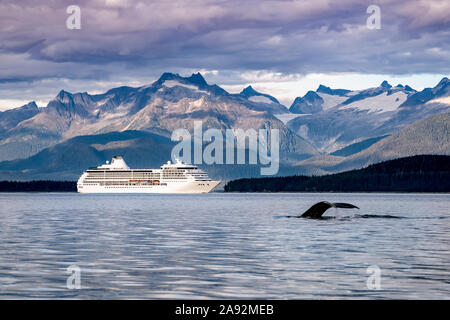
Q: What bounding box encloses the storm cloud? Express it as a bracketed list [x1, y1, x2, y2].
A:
[0, 0, 449, 107]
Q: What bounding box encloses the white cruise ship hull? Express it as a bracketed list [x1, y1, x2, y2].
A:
[77, 157, 221, 194]
[77, 180, 221, 194]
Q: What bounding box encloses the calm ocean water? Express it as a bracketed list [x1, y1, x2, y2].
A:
[0, 192, 448, 299]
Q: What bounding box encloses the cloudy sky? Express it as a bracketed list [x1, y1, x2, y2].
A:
[1, 0, 449, 109]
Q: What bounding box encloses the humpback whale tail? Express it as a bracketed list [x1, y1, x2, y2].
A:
[301, 201, 359, 219]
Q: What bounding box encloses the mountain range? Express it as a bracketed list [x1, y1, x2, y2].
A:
[285, 78, 450, 152]
[295, 112, 450, 174]
[0, 72, 449, 180]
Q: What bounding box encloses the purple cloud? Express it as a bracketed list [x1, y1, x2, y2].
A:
[0, 0, 449, 105]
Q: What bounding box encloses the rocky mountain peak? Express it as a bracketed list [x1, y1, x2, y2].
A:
[22, 101, 38, 110]
[316, 84, 351, 96]
[187, 72, 207, 86]
[317, 84, 332, 94]
[380, 80, 392, 89]
[437, 77, 449, 87]
[240, 85, 258, 96]
[155, 72, 208, 88]
[304, 90, 321, 101]
[56, 90, 73, 103]
[289, 90, 324, 114]
[158, 72, 179, 82]
[239, 85, 280, 105]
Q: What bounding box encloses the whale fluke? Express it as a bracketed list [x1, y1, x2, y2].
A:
[331, 202, 359, 209]
[301, 201, 359, 219]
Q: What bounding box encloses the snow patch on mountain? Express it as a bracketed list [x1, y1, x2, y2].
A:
[95, 97, 112, 106]
[316, 92, 348, 110]
[298, 124, 309, 139]
[160, 80, 210, 94]
[248, 95, 274, 104]
[273, 113, 307, 124]
[340, 91, 408, 113]
[427, 96, 450, 105]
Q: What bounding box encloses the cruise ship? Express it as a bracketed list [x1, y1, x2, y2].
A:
[77, 156, 220, 193]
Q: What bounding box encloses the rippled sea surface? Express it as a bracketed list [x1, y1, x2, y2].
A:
[0, 193, 449, 299]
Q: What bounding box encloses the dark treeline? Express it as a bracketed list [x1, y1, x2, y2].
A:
[0, 180, 77, 192]
[224, 155, 450, 192]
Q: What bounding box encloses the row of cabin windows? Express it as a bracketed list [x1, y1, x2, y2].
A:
[103, 184, 168, 187]
[88, 173, 160, 176]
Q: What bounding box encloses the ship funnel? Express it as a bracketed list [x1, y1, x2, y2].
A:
[109, 156, 129, 169]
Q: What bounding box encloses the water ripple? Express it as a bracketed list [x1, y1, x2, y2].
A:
[0, 193, 449, 299]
